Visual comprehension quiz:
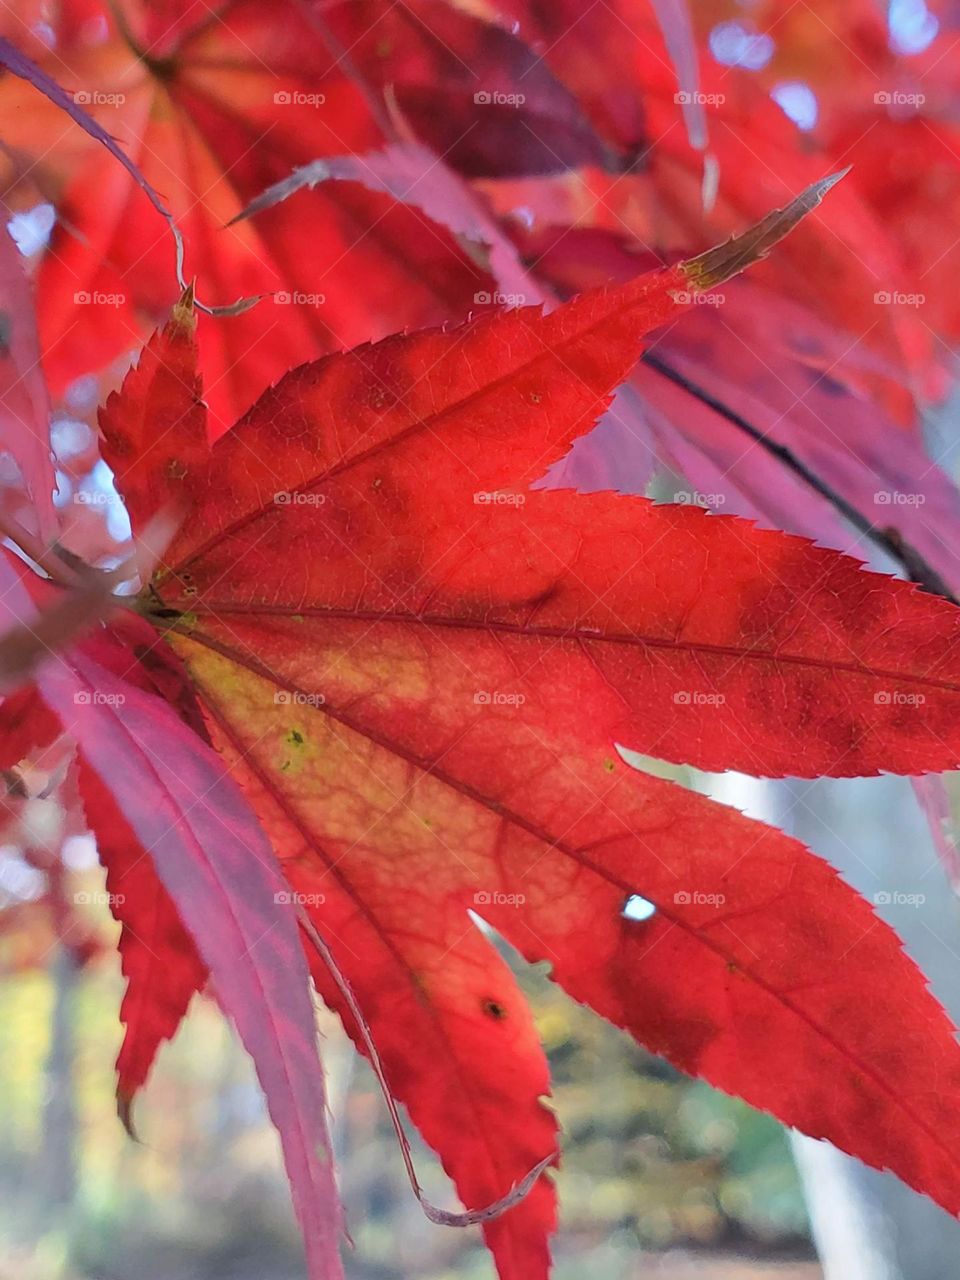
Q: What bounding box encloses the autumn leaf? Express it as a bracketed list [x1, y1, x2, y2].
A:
[0, 207, 56, 534]
[322, 0, 610, 176]
[5, 4, 960, 1278]
[76, 193, 960, 1277]
[471, 0, 936, 408]
[0, 0, 488, 433]
[234, 141, 544, 308]
[0, 546, 343, 1280]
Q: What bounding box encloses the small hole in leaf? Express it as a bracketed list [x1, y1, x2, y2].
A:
[482, 998, 507, 1020]
[622, 894, 657, 922]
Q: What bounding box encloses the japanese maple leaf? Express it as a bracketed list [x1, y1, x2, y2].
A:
[459, 0, 940, 406]
[28, 190, 957, 1280]
[4, 0, 949, 442]
[0, 548, 343, 1280]
[0, 210, 56, 532]
[255, 152, 960, 595]
[0, 0, 499, 433]
[510, 221, 960, 595]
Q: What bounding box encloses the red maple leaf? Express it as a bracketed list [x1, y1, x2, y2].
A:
[5, 190, 960, 1276]
[4, 3, 960, 1273]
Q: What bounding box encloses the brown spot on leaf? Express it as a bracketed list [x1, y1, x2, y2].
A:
[481, 998, 507, 1020]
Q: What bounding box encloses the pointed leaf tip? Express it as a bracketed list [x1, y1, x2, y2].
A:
[117, 1089, 140, 1142]
[681, 169, 851, 289]
[172, 283, 198, 335]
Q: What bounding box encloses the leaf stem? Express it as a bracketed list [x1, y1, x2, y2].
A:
[296, 906, 554, 1226]
[0, 507, 82, 588]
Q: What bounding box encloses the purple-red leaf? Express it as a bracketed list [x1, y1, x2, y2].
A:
[0, 550, 343, 1280]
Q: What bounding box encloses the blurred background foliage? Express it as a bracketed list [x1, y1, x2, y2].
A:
[0, 858, 819, 1279]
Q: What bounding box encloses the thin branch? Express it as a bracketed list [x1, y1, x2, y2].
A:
[0, 507, 82, 588]
[296, 906, 555, 1226]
